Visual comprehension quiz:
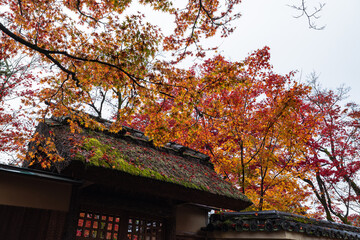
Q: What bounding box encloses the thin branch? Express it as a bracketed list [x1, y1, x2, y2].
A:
[76, 0, 99, 23]
[17, 0, 24, 16]
[289, 0, 326, 30]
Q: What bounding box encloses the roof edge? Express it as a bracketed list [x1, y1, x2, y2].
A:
[206, 210, 360, 239]
[62, 161, 252, 211]
[0, 163, 82, 184]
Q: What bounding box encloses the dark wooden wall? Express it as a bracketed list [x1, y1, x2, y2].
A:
[0, 204, 67, 240]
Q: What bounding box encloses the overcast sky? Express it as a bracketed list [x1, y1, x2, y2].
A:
[142, 0, 360, 102]
[213, 0, 360, 103]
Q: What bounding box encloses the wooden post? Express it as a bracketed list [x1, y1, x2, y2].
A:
[165, 205, 177, 240]
[62, 184, 80, 240]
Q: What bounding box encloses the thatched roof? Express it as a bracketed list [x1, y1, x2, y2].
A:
[28, 116, 252, 211]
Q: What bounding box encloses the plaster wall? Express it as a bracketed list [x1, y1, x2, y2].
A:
[176, 204, 208, 235]
[0, 171, 72, 211]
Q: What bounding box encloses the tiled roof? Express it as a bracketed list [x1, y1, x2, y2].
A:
[31, 116, 252, 208]
[206, 211, 360, 239]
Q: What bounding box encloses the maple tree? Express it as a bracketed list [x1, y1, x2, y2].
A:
[300, 81, 360, 224]
[130, 47, 316, 214]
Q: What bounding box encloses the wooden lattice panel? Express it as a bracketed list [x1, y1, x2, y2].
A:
[127, 217, 163, 240]
[76, 211, 120, 240]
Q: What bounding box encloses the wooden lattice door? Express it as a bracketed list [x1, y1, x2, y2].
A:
[75, 210, 164, 240]
[76, 211, 121, 240]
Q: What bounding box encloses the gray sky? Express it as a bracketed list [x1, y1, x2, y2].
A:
[214, 0, 360, 103]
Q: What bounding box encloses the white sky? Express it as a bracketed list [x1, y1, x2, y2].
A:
[214, 0, 360, 103]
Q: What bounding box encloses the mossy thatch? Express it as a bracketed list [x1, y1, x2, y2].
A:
[31, 118, 252, 205]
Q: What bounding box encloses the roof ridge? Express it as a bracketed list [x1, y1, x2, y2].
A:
[49, 116, 212, 166]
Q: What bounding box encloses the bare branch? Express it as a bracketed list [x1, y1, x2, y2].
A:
[289, 0, 326, 30]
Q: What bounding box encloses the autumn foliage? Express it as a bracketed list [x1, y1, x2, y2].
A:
[0, 0, 243, 157]
[1, 0, 360, 224]
[129, 47, 316, 214]
[300, 83, 360, 224]
[0, 55, 36, 161]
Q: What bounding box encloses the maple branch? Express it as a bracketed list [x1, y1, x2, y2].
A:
[182, 2, 202, 57]
[308, 170, 350, 224]
[207, 146, 231, 180]
[0, 22, 172, 98]
[245, 98, 292, 166]
[240, 140, 246, 194]
[140, 76, 187, 97]
[264, 152, 296, 194]
[0, 60, 17, 102]
[345, 186, 351, 218]
[0, 55, 37, 101]
[320, 146, 360, 199]
[302, 176, 335, 221]
[76, 0, 99, 23]
[49, 74, 70, 103]
[199, 0, 234, 26]
[17, 0, 24, 16]
[86, 89, 107, 118]
[0, 22, 81, 87]
[324, 180, 350, 224]
[98, 90, 107, 116]
[343, 175, 360, 198]
[330, 181, 350, 219]
[180, 0, 240, 59]
[200, 72, 241, 93]
[194, 105, 221, 119]
[319, 175, 336, 215]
